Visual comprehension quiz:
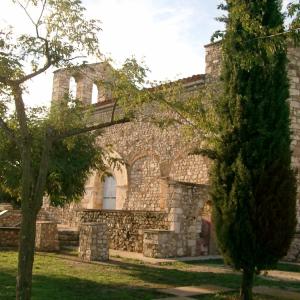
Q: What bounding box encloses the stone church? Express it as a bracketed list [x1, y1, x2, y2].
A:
[45, 41, 300, 261]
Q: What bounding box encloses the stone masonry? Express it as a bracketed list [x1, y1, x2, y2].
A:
[142, 180, 209, 258]
[79, 210, 169, 252]
[47, 41, 300, 260]
[79, 223, 109, 261]
[35, 221, 59, 252]
[0, 205, 60, 251]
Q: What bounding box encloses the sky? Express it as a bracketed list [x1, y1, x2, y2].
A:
[0, 0, 294, 107]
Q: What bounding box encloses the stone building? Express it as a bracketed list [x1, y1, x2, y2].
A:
[46, 41, 300, 260]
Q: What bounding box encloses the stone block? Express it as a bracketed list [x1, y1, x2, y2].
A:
[79, 223, 109, 261]
[35, 221, 59, 252]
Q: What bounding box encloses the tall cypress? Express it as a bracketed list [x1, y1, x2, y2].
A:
[211, 1, 297, 299]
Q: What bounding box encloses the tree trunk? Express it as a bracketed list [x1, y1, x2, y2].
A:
[15, 142, 51, 299]
[16, 202, 38, 300]
[240, 268, 254, 300]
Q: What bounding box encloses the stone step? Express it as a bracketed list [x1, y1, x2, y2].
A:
[59, 240, 79, 247]
[58, 231, 79, 241]
[58, 228, 79, 248]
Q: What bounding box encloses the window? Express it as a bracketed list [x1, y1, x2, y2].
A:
[91, 83, 98, 104]
[102, 176, 116, 209]
[69, 76, 77, 98]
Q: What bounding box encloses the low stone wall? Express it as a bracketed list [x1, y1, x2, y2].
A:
[45, 202, 84, 227]
[79, 210, 169, 252]
[0, 210, 22, 227]
[0, 227, 20, 248]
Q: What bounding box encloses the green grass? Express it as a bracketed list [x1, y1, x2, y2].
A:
[173, 258, 300, 273]
[0, 251, 299, 300]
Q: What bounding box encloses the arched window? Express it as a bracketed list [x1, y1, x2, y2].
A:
[69, 76, 77, 98]
[91, 83, 98, 104]
[102, 176, 116, 209]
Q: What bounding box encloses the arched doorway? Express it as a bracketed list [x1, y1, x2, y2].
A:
[103, 176, 116, 210]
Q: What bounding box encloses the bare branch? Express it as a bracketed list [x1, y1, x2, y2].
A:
[16, 0, 36, 27]
[248, 27, 300, 42]
[54, 118, 130, 141]
[157, 96, 199, 130]
[61, 55, 87, 63]
[0, 88, 11, 96]
[37, 0, 47, 26]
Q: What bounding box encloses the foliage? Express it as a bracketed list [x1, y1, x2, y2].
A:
[0, 99, 110, 207]
[140, 1, 299, 299]
[0, 1, 107, 299]
[287, 2, 300, 44]
[208, 0, 297, 299]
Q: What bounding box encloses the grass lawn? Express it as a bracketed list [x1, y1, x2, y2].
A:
[0, 251, 299, 300]
[173, 258, 300, 274]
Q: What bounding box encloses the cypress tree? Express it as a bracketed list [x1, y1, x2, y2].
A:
[211, 1, 297, 299]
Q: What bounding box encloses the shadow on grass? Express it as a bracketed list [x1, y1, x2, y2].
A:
[0, 267, 165, 300]
[40, 253, 242, 288]
[1, 254, 299, 300]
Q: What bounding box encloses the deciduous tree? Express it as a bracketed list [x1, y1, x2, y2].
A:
[0, 1, 130, 299]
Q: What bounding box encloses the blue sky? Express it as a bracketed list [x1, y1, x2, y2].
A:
[0, 0, 294, 106]
[82, 0, 222, 80]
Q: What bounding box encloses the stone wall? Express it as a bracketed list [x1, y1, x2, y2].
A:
[95, 121, 210, 212]
[143, 230, 177, 258]
[48, 42, 300, 260]
[79, 210, 169, 252]
[0, 227, 20, 248]
[286, 46, 300, 261]
[45, 202, 81, 227]
[169, 155, 211, 185]
[50, 63, 210, 215]
[166, 181, 209, 257]
[0, 208, 21, 249]
[0, 206, 60, 251]
[126, 156, 161, 211]
[205, 41, 222, 79]
[0, 210, 22, 227]
[142, 180, 209, 258]
[288, 46, 300, 233]
[52, 63, 112, 105]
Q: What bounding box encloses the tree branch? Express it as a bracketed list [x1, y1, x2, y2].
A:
[12, 84, 30, 142]
[16, 60, 52, 84]
[37, 0, 47, 26]
[189, 147, 218, 160]
[111, 100, 118, 122]
[0, 116, 18, 144]
[54, 118, 130, 141]
[16, 0, 36, 27]
[244, 27, 300, 43]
